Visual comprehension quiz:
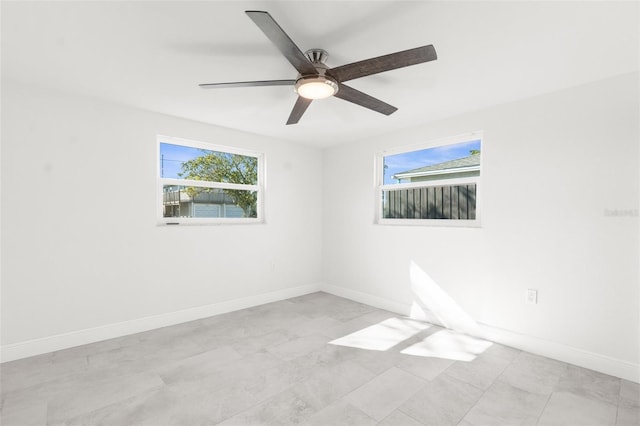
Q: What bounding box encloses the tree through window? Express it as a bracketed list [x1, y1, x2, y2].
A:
[157, 136, 264, 224]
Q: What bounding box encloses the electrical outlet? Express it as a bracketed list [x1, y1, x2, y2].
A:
[527, 289, 538, 305]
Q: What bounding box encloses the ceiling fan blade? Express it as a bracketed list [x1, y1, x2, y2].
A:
[199, 80, 295, 89]
[328, 45, 437, 83]
[334, 83, 397, 115]
[245, 11, 317, 76]
[286, 96, 312, 125]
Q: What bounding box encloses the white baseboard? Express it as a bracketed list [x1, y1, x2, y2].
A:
[0, 283, 322, 363]
[477, 322, 640, 384]
[322, 284, 412, 316]
[321, 284, 640, 383]
[3, 282, 638, 384]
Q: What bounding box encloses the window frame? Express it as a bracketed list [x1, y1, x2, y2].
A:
[157, 135, 265, 225]
[374, 132, 483, 227]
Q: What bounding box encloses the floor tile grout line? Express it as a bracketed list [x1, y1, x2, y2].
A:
[452, 378, 488, 425]
[448, 348, 522, 425]
[3, 294, 635, 425]
[333, 363, 396, 402]
[210, 349, 336, 425]
[398, 404, 429, 426]
[534, 391, 554, 426]
[613, 384, 621, 426]
[338, 364, 428, 423]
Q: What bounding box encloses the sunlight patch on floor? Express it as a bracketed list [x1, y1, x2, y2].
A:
[401, 329, 493, 361]
[328, 262, 493, 360]
[329, 317, 431, 351]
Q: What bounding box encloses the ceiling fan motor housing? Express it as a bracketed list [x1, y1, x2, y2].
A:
[294, 49, 339, 99]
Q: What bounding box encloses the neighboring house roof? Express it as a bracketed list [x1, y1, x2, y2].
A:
[393, 153, 480, 180]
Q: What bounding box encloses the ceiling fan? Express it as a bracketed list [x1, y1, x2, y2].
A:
[199, 11, 437, 125]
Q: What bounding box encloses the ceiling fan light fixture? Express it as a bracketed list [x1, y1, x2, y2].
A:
[295, 76, 338, 100]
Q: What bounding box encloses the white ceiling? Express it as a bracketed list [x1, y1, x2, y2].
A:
[2, 1, 638, 147]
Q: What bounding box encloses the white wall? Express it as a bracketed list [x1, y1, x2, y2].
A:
[1, 81, 323, 354]
[2, 73, 638, 381]
[322, 72, 639, 379]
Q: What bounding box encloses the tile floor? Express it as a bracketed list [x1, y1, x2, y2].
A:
[1, 292, 638, 425]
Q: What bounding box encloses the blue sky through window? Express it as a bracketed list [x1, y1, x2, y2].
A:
[159, 143, 211, 179]
[383, 139, 481, 185]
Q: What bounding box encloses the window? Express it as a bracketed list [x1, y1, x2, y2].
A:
[375, 132, 482, 226]
[157, 136, 264, 224]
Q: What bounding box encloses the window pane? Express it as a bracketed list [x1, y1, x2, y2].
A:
[159, 143, 258, 185]
[162, 185, 257, 218]
[382, 184, 477, 220]
[383, 140, 481, 185]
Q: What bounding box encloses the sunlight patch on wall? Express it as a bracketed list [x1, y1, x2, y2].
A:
[409, 260, 483, 338]
[329, 317, 430, 351]
[328, 262, 493, 360]
[401, 329, 493, 361]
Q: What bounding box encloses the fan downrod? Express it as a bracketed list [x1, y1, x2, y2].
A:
[305, 48, 329, 65]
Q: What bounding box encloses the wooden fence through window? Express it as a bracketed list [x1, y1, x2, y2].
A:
[383, 183, 476, 219]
